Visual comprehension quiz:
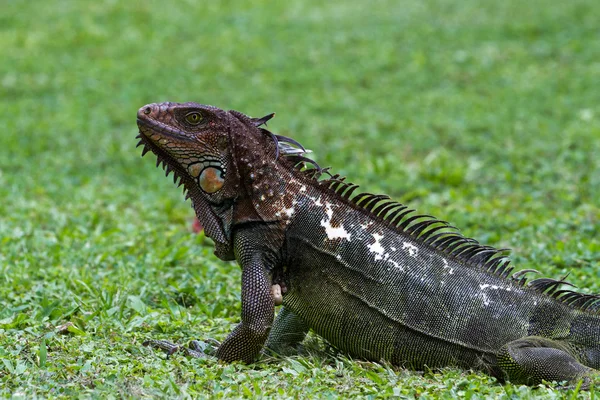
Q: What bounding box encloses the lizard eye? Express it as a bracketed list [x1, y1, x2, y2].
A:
[199, 167, 224, 193]
[185, 112, 203, 125]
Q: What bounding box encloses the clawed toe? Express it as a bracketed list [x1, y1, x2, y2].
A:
[188, 338, 219, 356]
[143, 339, 210, 358]
[143, 339, 182, 356]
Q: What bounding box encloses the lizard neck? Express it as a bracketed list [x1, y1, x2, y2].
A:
[227, 113, 303, 225]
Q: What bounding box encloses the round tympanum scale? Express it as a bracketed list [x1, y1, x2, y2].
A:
[199, 167, 225, 193]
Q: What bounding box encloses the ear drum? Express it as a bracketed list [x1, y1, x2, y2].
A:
[199, 167, 225, 193]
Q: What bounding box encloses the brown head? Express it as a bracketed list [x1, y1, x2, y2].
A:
[136, 102, 311, 259]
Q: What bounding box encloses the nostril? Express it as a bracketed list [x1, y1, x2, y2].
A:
[144, 106, 152, 115]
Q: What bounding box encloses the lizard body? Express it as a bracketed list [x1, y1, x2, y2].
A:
[136, 102, 599, 387]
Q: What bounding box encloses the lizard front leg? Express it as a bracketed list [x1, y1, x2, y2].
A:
[214, 224, 285, 362]
[144, 257, 274, 362]
[145, 225, 282, 362]
[216, 252, 274, 363]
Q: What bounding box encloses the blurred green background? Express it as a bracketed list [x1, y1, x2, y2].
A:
[1, 0, 599, 397]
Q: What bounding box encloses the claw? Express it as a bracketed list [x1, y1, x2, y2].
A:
[188, 339, 219, 356]
[144, 339, 213, 358]
[204, 338, 221, 348]
[143, 339, 182, 357]
[189, 340, 204, 352]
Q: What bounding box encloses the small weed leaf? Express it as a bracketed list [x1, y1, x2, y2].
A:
[127, 295, 147, 315]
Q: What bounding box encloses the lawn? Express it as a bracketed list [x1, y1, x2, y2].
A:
[1, 0, 599, 398]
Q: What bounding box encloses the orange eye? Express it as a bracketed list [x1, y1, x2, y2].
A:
[199, 167, 224, 193]
[185, 112, 203, 125]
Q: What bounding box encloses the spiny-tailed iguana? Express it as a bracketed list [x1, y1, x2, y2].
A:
[135, 102, 599, 388]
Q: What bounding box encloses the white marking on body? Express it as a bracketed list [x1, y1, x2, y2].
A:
[477, 283, 514, 308]
[368, 233, 387, 261]
[323, 223, 351, 241]
[402, 242, 419, 258]
[324, 203, 333, 219]
[389, 260, 404, 270]
[480, 292, 490, 306]
[276, 206, 295, 219]
[442, 258, 454, 274]
[320, 203, 351, 241]
[480, 283, 511, 292]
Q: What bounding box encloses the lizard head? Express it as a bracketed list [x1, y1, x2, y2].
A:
[136, 102, 313, 259]
[136, 102, 243, 258]
[137, 102, 234, 198]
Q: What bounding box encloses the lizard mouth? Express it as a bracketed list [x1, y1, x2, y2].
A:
[137, 116, 197, 143]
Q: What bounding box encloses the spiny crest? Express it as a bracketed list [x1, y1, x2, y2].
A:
[254, 113, 322, 169]
[258, 126, 600, 314]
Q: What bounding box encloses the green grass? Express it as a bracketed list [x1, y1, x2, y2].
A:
[1, 0, 599, 397]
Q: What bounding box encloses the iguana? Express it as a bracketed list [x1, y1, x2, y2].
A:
[136, 102, 600, 388]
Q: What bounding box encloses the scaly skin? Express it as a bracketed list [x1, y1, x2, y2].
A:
[136, 102, 599, 388]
